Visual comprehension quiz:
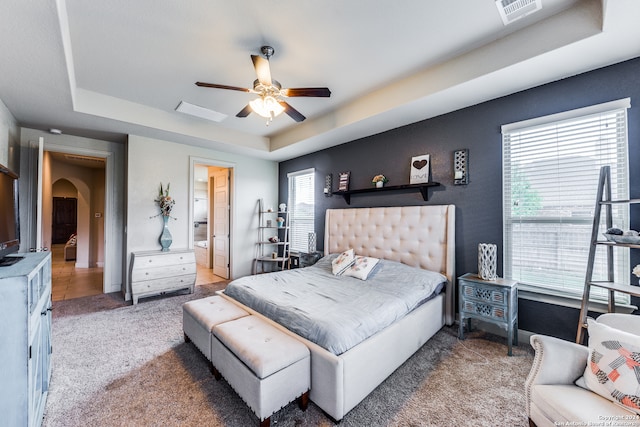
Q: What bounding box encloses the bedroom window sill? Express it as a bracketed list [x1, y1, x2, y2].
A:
[517, 285, 637, 314]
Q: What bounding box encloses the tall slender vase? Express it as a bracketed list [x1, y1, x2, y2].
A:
[159, 215, 172, 252]
[478, 243, 497, 280]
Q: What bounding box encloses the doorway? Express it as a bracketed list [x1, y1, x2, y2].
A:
[46, 152, 106, 301]
[192, 160, 232, 283]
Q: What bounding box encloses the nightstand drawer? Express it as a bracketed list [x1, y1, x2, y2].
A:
[462, 283, 507, 305]
[462, 300, 507, 320]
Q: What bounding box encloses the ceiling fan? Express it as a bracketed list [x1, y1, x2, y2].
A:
[196, 46, 331, 125]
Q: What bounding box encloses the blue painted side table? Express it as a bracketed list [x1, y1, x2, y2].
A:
[458, 273, 518, 356]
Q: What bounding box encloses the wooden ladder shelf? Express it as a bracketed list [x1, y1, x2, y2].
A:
[576, 165, 640, 344]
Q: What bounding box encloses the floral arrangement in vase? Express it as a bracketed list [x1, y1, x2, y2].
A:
[372, 174, 389, 188]
[276, 217, 285, 227]
[152, 182, 176, 219]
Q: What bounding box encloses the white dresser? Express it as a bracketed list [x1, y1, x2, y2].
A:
[130, 249, 196, 304]
[0, 252, 52, 427]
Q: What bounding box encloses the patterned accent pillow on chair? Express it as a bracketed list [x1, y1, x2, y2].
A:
[582, 318, 640, 414]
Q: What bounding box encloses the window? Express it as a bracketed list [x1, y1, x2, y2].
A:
[287, 168, 315, 253]
[502, 99, 630, 303]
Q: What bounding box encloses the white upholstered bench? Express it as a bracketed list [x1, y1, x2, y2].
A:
[211, 315, 311, 427]
[182, 295, 249, 369]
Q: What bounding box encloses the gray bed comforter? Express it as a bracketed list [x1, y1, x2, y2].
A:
[223, 254, 446, 355]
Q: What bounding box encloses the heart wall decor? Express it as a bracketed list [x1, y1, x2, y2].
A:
[410, 154, 430, 184]
[413, 159, 428, 170]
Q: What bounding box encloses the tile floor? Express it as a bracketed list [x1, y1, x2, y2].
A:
[51, 244, 225, 302]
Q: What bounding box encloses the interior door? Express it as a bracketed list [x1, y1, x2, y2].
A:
[212, 170, 229, 278]
[36, 137, 44, 250]
[52, 197, 77, 243]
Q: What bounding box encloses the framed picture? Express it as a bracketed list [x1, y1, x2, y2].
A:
[410, 154, 430, 184]
[338, 171, 350, 191]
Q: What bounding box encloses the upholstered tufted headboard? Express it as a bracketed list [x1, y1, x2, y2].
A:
[324, 205, 455, 324]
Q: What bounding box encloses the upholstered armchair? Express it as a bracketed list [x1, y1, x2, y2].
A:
[525, 313, 640, 427]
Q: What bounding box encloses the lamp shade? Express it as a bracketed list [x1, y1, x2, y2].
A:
[249, 96, 285, 119]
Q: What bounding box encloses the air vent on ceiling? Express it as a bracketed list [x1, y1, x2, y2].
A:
[175, 101, 227, 123]
[495, 0, 542, 25]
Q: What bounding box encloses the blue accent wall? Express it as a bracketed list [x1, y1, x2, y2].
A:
[279, 56, 640, 341]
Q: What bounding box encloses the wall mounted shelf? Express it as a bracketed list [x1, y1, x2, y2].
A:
[334, 182, 440, 205]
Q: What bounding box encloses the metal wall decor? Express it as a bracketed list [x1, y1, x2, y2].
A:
[454, 149, 469, 185]
[324, 174, 332, 196]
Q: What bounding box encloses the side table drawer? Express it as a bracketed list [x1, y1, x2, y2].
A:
[462, 300, 507, 321]
[462, 283, 507, 305]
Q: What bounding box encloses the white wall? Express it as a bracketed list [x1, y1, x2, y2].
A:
[0, 98, 19, 172]
[126, 135, 278, 297]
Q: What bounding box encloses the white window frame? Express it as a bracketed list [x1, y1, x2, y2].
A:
[502, 98, 631, 305]
[287, 168, 315, 253]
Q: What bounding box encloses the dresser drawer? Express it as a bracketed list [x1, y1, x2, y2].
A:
[132, 274, 196, 294]
[462, 300, 507, 320]
[135, 251, 195, 267]
[462, 283, 507, 305]
[131, 262, 196, 282]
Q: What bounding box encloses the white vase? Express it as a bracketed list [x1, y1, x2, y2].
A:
[478, 243, 497, 280]
[376, 181, 384, 188]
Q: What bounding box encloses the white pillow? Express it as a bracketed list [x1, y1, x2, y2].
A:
[582, 318, 640, 414]
[331, 249, 355, 275]
[343, 255, 380, 280]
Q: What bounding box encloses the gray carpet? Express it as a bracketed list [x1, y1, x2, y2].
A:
[43, 283, 534, 426]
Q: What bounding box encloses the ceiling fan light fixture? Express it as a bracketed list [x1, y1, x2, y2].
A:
[249, 95, 285, 120]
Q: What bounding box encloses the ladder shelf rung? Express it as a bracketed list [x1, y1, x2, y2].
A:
[596, 241, 640, 249]
[588, 281, 640, 297]
[599, 198, 640, 205]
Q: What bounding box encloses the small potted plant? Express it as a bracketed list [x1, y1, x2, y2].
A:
[277, 217, 285, 228]
[372, 174, 389, 188]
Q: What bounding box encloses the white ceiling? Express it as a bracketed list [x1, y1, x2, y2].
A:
[1, 0, 639, 161]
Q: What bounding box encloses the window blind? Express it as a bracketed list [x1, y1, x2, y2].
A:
[502, 99, 630, 303]
[287, 168, 315, 253]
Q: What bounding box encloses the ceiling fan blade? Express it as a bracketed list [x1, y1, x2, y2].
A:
[236, 104, 252, 118]
[281, 87, 331, 98]
[251, 55, 272, 87]
[279, 101, 306, 122]
[196, 82, 251, 92]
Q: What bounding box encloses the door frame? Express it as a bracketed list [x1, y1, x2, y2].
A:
[189, 156, 235, 279]
[43, 142, 113, 294]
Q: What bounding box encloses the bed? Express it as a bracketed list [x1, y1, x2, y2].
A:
[218, 205, 455, 421]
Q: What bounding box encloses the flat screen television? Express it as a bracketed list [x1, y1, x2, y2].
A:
[0, 163, 20, 266]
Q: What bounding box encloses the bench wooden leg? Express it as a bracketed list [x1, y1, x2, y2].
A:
[211, 365, 222, 380]
[260, 416, 270, 427]
[298, 390, 310, 411]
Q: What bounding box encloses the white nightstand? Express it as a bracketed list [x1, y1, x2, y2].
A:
[458, 273, 518, 356]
